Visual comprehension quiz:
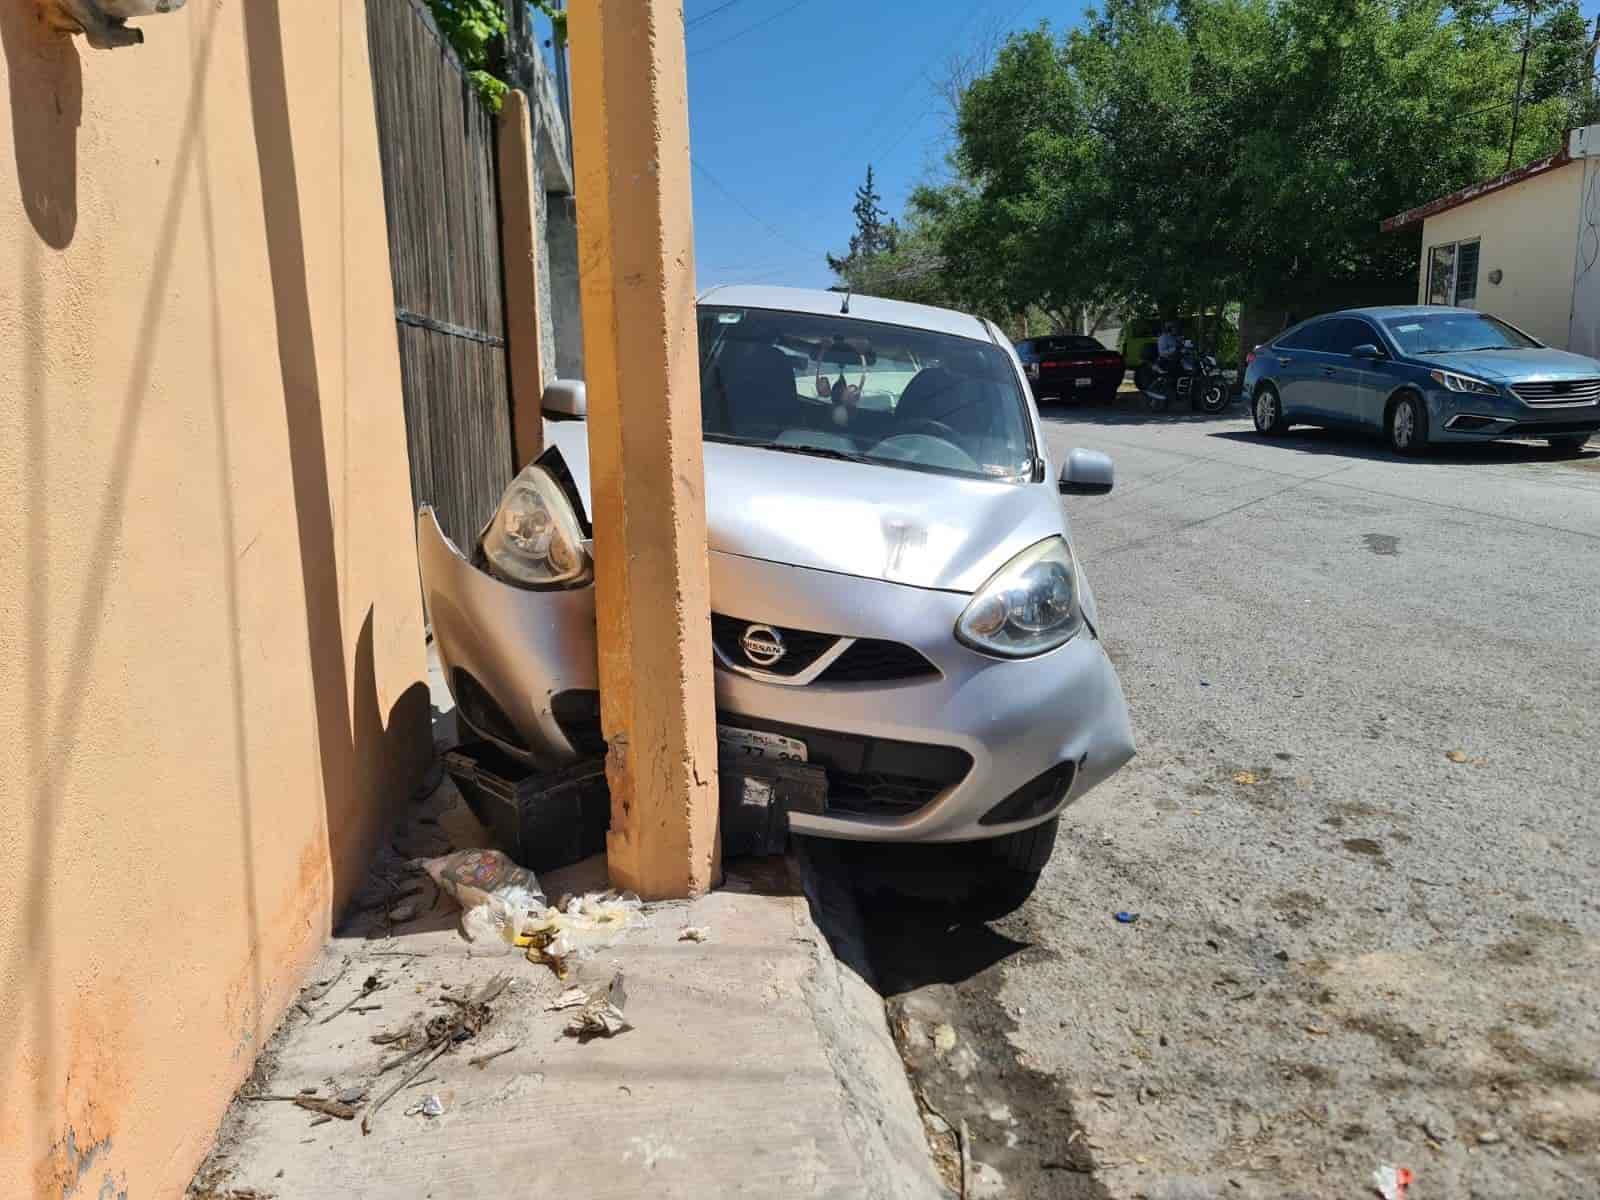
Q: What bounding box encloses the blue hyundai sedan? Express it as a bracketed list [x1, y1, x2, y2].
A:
[1242, 307, 1600, 455]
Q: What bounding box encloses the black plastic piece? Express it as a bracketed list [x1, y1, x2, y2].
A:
[978, 760, 1077, 827]
[718, 751, 829, 857]
[452, 670, 529, 753]
[551, 689, 606, 756]
[444, 743, 610, 873]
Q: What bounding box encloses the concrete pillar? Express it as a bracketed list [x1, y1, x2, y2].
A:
[569, 0, 719, 899]
[497, 89, 549, 467]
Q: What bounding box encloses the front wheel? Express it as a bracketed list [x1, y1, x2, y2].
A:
[972, 817, 1059, 917]
[1198, 378, 1229, 414]
[1548, 434, 1591, 455]
[1387, 393, 1428, 454]
[1253, 385, 1288, 435]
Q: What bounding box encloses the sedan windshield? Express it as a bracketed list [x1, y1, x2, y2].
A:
[1382, 312, 1541, 355]
[697, 305, 1036, 482]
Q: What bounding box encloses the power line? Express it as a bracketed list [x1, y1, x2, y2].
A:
[691, 157, 829, 262]
[689, 0, 809, 56]
[685, 0, 745, 32]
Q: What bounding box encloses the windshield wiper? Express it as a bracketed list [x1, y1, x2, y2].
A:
[705, 436, 864, 463]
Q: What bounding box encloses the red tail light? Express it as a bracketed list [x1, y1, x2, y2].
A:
[1245, 349, 1256, 367]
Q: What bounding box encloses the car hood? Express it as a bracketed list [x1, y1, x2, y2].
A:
[1414, 347, 1600, 382]
[544, 422, 1062, 593]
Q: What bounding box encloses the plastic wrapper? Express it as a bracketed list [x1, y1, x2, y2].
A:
[421, 849, 545, 947]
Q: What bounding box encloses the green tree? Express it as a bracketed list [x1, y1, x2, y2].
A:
[900, 0, 1589, 330]
[827, 166, 900, 276]
[426, 0, 568, 112]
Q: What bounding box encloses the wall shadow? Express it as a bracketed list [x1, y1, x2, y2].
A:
[0, 1, 81, 248]
[242, 0, 429, 912]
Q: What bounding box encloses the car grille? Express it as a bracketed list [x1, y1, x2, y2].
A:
[711, 612, 938, 683]
[710, 613, 836, 677]
[1510, 378, 1600, 406]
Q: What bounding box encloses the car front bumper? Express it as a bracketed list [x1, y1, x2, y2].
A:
[1425, 387, 1600, 442]
[418, 507, 1135, 844]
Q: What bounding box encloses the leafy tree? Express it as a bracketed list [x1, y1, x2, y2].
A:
[827, 166, 900, 276]
[896, 0, 1594, 332]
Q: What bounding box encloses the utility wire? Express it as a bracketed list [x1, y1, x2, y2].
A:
[686, 0, 745, 32]
[689, 0, 809, 56]
[691, 157, 829, 262]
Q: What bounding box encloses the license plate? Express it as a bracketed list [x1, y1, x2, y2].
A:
[716, 725, 808, 762]
[1075, 376, 1093, 387]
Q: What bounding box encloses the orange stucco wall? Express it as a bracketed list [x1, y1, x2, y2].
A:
[0, 3, 430, 1196]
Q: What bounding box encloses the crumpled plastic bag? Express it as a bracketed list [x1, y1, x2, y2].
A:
[519, 890, 645, 975]
[421, 849, 545, 947]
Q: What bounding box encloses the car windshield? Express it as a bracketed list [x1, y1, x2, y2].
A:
[1381, 312, 1540, 355]
[697, 305, 1036, 482]
[1027, 336, 1106, 354]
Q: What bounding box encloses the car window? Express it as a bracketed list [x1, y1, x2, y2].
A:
[1320, 318, 1378, 356]
[1381, 311, 1541, 355]
[1275, 321, 1328, 351]
[697, 305, 1036, 483]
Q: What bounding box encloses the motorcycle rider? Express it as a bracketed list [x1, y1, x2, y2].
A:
[1156, 321, 1180, 393]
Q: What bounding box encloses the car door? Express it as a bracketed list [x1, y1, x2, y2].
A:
[1269, 320, 1329, 420]
[1312, 318, 1375, 427]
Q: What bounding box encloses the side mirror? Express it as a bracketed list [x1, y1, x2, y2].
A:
[1352, 343, 1386, 361]
[1058, 448, 1114, 495]
[541, 379, 586, 420]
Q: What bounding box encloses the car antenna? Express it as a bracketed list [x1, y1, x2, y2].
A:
[840, 287, 851, 315]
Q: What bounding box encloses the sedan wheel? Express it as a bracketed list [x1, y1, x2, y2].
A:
[1253, 386, 1286, 435]
[1387, 394, 1427, 455]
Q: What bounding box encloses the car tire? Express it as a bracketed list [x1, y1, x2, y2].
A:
[1386, 391, 1428, 455]
[989, 815, 1059, 873]
[1252, 384, 1288, 435]
[1548, 434, 1591, 455]
[969, 819, 1059, 917]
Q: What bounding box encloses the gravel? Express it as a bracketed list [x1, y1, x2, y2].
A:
[855, 406, 1600, 1199]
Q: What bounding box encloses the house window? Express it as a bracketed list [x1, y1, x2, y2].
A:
[1427, 238, 1480, 307]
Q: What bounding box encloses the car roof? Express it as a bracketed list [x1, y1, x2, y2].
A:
[1310, 306, 1475, 322]
[697, 284, 995, 343]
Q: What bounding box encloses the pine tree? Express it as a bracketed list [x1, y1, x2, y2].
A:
[827, 166, 899, 276]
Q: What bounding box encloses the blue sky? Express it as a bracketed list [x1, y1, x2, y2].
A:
[678, 0, 1079, 290]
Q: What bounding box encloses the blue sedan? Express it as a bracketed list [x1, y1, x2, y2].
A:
[1242, 307, 1600, 455]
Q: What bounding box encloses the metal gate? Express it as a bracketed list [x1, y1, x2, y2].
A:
[366, 0, 513, 551]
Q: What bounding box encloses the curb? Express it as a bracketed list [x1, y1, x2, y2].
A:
[792, 838, 951, 1200]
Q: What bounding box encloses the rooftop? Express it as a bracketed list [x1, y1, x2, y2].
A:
[698, 283, 994, 342]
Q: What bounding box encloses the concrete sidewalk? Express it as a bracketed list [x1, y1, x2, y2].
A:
[189, 773, 943, 1199]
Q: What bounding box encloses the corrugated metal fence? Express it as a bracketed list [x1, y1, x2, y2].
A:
[366, 0, 514, 551]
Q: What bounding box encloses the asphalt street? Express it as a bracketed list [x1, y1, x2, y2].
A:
[846, 402, 1600, 1199]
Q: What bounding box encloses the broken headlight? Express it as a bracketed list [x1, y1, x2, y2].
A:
[956, 536, 1083, 658]
[480, 464, 591, 588]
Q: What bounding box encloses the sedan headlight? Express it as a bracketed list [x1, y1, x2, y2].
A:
[480, 464, 590, 588]
[956, 536, 1084, 658]
[1429, 369, 1498, 396]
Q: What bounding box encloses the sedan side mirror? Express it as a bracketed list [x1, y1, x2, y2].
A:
[1352, 343, 1386, 361]
[542, 379, 587, 419]
[1058, 448, 1114, 495]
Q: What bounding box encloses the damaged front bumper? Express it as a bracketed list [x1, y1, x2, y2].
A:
[418, 506, 1135, 843]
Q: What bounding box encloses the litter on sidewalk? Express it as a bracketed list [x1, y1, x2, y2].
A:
[563, 972, 633, 1041]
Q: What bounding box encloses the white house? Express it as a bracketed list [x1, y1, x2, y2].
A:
[1382, 124, 1600, 357]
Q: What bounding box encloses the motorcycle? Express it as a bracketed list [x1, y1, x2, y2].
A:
[1134, 339, 1230, 413]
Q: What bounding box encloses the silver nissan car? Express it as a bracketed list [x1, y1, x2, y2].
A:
[418, 286, 1134, 895]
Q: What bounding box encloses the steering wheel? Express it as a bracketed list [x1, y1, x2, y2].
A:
[899, 418, 961, 442]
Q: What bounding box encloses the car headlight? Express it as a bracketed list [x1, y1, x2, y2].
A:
[1429, 369, 1498, 396]
[956, 536, 1084, 658]
[480, 464, 590, 588]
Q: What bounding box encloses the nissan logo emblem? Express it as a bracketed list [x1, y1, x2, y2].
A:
[740, 624, 786, 668]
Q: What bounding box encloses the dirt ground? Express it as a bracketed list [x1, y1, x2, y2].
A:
[837, 404, 1600, 1199]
